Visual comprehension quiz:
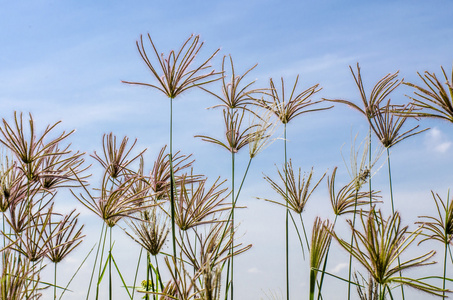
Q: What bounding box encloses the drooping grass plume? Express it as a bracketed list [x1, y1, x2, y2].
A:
[201, 55, 263, 111]
[0, 112, 74, 182]
[196, 108, 260, 154]
[196, 106, 263, 300]
[1, 249, 42, 300]
[254, 75, 330, 300]
[37, 144, 88, 192]
[323, 63, 400, 120]
[92, 133, 145, 181]
[125, 207, 169, 257]
[179, 222, 251, 300]
[354, 273, 379, 300]
[256, 76, 331, 124]
[342, 133, 382, 193]
[328, 166, 381, 217]
[122, 34, 221, 99]
[0, 160, 28, 213]
[368, 100, 427, 149]
[263, 161, 326, 216]
[172, 176, 230, 231]
[148, 145, 198, 200]
[333, 208, 445, 299]
[403, 65, 453, 122]
[262, 161, 326, 252]
[44, 209, 84, 299]
[12, 203, 55, 262]
[123, 34, 221, 271]
[248, 107, 278, 159]
[417, 190, 453, 298]
[309, 217, 332, 300]
[71, 173, 152, 228]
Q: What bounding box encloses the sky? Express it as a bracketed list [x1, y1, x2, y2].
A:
[1, 1, 453, 299]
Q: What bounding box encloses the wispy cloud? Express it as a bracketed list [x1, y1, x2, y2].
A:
[330, 262, 348, 274]
[424, 127, 452, 153]
[248, 267, 261, 274]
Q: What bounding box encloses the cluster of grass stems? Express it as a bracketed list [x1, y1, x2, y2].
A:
[0, 34, 452, 300]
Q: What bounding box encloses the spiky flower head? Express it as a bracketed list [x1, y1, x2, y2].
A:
[122, 34, 221, 99]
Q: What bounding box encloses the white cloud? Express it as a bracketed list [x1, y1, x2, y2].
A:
[330, 262, 348, 274]
[425, 127, 452, 153]
[248, 267, 261, 274]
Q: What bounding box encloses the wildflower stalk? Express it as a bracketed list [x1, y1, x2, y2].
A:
[87, 222, 105, 300]
[109, 227, 112, 300]
[347, 189, 358, 300]
[443, 237, 448, 298]
[386, 148, 406, 300]
[288, 211, 305, 258]
[169, 97, 178, 276]
[96, 225, 108, 299]
[299, 213, 310, 252]
[317, 215, 338, 300]
[230, 146, 235, 300]
[417, 190, 453, 298]
[284, 123, 289, 300]
[225, 148, 236, 300]
[54, 262, 57, 300]
[131, 248, 143, 300]
[368, 128, 373, 207]
[215, 156, 252, 264]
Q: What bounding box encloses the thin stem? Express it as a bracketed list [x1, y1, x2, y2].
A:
[299, 213, 310, 252]
[288, 211, 305, 259]
[109, 226, 112, 300]
[148, 252, 156, 300]
[87, 222, 105, 299]
[145, 252, 150, 300]
[54, 262, 57, 300]
[230, 149, 235, 300]
[169, 97, 178, 277]
[386, 148, 405, 300]
[368, 127, 373, 207]
[449, 244, 453, 264]
[443, 236, 448, 298]
[155, 255, 164, 292]
[215, 157, 253, 260]
[317, 216, 338, 300]
[284, 123, 289, 300]
[95, 223, 108, 300]
[132, 248, 143, 300]
[347, 189, 358, 300]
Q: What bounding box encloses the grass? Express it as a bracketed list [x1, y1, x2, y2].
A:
[0, 35, 452, 300]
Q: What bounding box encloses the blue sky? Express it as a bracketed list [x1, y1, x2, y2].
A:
[1, 1, 453, 299]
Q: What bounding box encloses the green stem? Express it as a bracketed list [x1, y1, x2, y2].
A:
[309, 267, 316, 300]
[94, 223, 108, 300]
[169, 97, 178, 278]
[155, 255, 164, 292]
[443, 238, 448, 298]
[225, 147, 236, 300]
[386, 148, 405, 300]
[284, 123, 289, 300]
[368, 127, 372, 207]
[216, 157, 253, 259]
[231, 149, 235, 300]
[288, 211, 305, 259]
[317, 216, 337, 300]
[109, 226, 112, 300]
[299, 213, 310, 252]
[54, 262, 57, 300]
[132, 248, 143, 300]
[145, 251, 150, 300]
[347, 189, 358, 300]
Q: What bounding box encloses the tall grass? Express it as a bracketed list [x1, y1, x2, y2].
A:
[0, 36, 452, 300]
